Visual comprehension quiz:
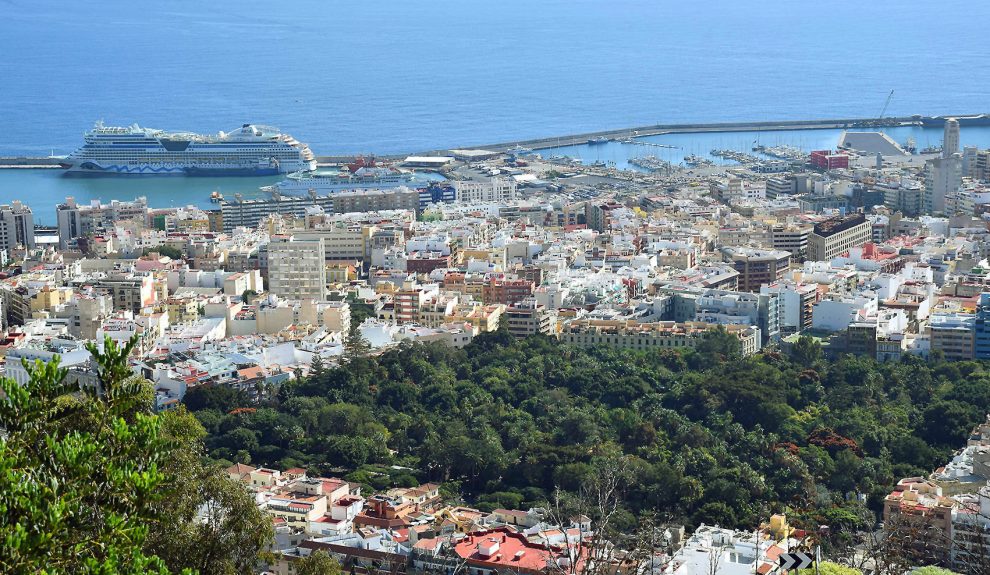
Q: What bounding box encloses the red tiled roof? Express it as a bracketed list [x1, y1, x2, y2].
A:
[765, 545, 784, 561]
[454, 528, 582, 574]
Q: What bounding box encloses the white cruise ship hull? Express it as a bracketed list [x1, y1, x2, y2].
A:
[62, 123, 317, 177]
[62, 158, 316, 176]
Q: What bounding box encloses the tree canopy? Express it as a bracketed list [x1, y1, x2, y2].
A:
[186, 332, 988, 533]
[0, 335, 271, 574]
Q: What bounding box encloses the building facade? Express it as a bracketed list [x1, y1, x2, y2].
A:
[807, 213, 871, 261]
[0, 201, 35, 257]
[267, 236, 328, 301]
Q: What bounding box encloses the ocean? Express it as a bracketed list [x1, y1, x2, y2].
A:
[1, 0, 989, 221]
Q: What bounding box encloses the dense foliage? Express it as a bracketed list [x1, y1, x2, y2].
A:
[0, 337, 271, 575]
[187, 327, 990, 534]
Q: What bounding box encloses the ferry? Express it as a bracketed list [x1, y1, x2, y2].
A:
[262, 167, 438, 196]
[61, 122, 316, 176]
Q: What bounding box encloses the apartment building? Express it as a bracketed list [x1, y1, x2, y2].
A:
[57, 196, 148, 248]
[558, 319, 761, 356]
[482, 278, 535, 306]
[929, 313, 975, 361]
[504, 299, 556, 338]
[267, 235, 327, 301]
[770, 224, 811, 262]
[807, 213, 871, 261]
[721, 247, 790, 292]
[220, 195, 335, 232]
[0, 201, 35, 256]
[453, 178, 517, 204]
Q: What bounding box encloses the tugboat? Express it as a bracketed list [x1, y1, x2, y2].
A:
[210, 190, 224, 203]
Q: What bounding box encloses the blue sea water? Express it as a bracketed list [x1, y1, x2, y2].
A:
[2, 0, 989, 156]
[1, 0, 990, 222]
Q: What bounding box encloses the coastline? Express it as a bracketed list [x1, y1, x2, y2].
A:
[4, 113, 988, 169]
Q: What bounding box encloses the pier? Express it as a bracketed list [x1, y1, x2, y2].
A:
[427, 113, 990, 155]
[2, 113, 988, 169]
[0, 157, 62, 169]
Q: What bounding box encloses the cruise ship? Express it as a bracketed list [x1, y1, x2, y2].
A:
[61, 122, 316, 175]
[262, 167, 439, 196]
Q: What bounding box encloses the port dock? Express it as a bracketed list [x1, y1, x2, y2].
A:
[0, 157, 63, 169]
[439, 114, 989, 155]
[2, 113, 987, 168]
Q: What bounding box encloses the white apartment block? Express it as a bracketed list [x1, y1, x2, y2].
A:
[267, 236, 327, 301]
[454, 178, 518, 204]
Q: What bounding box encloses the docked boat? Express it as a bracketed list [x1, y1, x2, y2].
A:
[262, 167, 438, 196]
[507, 145, 535, 155]
[683, 154, 713, 167]
[587, 136, 610, 145]
[61, 122, 316, 176]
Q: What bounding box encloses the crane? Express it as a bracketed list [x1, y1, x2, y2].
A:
[877, 90, 894, 125]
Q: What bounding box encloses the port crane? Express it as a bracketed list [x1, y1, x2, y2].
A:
[877, 90, 894, 126]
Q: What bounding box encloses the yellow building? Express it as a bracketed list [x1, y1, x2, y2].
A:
[450, 303, 504, 333]
[175, 217, 210, 233]
[166, 296, 200, 325]
[327, 263, 358, 284]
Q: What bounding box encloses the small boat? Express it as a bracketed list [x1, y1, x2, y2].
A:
[210, 190, 224, 203]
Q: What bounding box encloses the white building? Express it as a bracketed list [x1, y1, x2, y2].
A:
[267, 235, 327, 301]
[454, 178, 518, 204]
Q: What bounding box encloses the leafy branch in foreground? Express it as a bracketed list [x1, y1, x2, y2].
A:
[0, 335, 271, 575]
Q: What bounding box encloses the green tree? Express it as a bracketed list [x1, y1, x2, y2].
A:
[241, 289, 257, 305]
[295, 550, 342, 575]
[144, 245, 184, 260]
[0, 337, 178, 574]
[790, 335, 824, 366]
[693, 325, 742, 365]
[0, 334, 271, 574]
[796, 562, 863, 575]
[343, 329, 373, 360]
[184, 384, 251, 412]
[144, 408, 273, 575]
[910, 567, 962, 575]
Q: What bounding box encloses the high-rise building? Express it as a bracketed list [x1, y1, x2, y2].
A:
[925, 156, 963, 214]
[267, 235, 327, 301]
[943, 118, 960, 159]
[0, 200, 36, 256]
[807, 213, 871, 261]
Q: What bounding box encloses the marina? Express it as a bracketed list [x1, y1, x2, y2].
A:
[6, 115, 990, 223]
